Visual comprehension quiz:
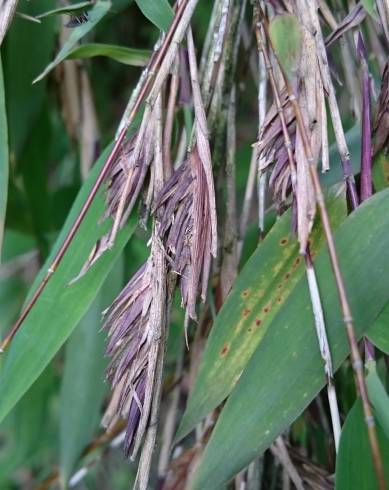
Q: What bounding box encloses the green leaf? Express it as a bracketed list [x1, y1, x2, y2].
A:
[362, 0, 379, 22]
[33, 1, 111, 84]
[0, 145, 136, 424]
[269, 14, 302, 79]
[366, 360, 389, 439]
[335, 400, 389, 490]
[189, 188, 389, 489]
[135, 0, 174, 32]
[372, 151, 389, 191]
[177, 186, 347, 441]
[59, 258, 123, 484]
[36, 1, 93, 18]
[368, 303, 389, 354]
[3, 0, 57, 158]
[65, 43, 150, 66]
[0, 367, 57, 482]
[0, 53, 8, 259]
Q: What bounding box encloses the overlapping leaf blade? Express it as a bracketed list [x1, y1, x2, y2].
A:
[190, 188, 389, 489]
[335, 400, 389, 490]
[177, 187, 347, 441]
[65, 43, 150, 66]
[0, 146, 136, 423]
[135, 0, 174, 32]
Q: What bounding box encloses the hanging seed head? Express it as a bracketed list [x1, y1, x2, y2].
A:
[154, 146, 213, 320]
[102, 261, 153, 456]
[257, 88, 296, 209]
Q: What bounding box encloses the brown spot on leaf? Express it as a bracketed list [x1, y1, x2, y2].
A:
[263, 302, 272, 314]
[294, 257, 301, 268]
[277, 283, 283, 289]
[255, 318, 262, 326]
[220, 343, 230, 356]
[284, 273, 291, 281]
[242, 289, 250, 298]
[243, 308, 251, 318]
[277, 297, 283, 303]
[279, 237, 288, 246]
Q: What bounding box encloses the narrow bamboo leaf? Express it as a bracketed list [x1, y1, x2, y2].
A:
[177, 187, 347, 441]
[0, 53, 8, 259]
[36, 1, 93, 18]
[33, 1, 111, 84]
[59, 258, 123, 484]
[65, 43, 150, 66]
[372, 151, 389, 191]
[269, 14, 302, 79]
[190, 188, 389, 489]
[335, 400, 389, 490]
[3, 0, 57, 159]
[368, 303, 389, 354]
[135, 0, 174, 32]
[0, 145, 136, 423]
[366, 360, 389, 438]
[0, 367, 56, 481]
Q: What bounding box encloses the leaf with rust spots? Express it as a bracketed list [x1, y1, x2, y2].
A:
[176, 186, 346, 441]
[190, 188, 389, 490]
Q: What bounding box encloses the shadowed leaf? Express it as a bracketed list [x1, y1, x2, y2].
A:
[269, 14, 302, 79]
[335, 400, 389, 490]
[135, 0, 174, 32]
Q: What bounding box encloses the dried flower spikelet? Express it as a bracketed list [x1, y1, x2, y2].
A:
[101, 257, 166, 458]
[101, 262, 150, 454]
[257, 87, 296, 208]
[72, 127, 155, 282]
[154, 146, 213, 322]
[374, 59, 389, 155]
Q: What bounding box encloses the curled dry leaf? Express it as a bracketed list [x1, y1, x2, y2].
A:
[294, 17, 322, 253]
